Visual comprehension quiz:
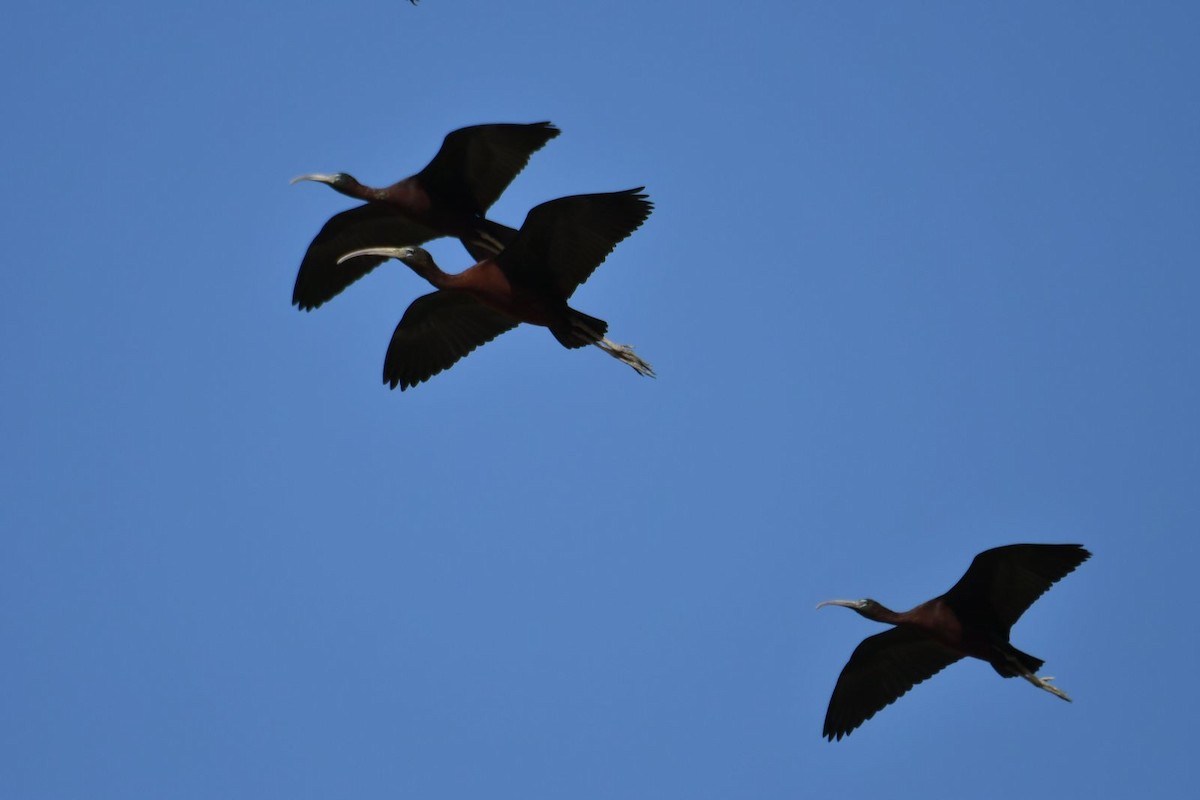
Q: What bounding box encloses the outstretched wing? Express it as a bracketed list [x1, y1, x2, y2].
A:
[823, 627, 963, 741]
[293, 204, 440, 310]
[416, 122, 560, 215]
[383, 291, 518, 390]
[941, 544, 1091, 633]
[496, 188, 653, 298]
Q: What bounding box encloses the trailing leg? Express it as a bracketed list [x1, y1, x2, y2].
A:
[1020, 672, 1072, 702]
[595, 338, 655, 377]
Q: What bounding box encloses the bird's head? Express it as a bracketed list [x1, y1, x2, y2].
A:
[816, 598, 887, 619]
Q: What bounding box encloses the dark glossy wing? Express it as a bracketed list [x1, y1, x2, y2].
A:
[941, 544, 1091, 633]
[823, 627, 963, 741]
[293, 204, 440, 311]
[496, 189, 653, 298]
[415, 122, 560, 215]
[383, 291, 518, 391]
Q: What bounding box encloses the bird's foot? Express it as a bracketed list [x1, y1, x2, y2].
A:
[470, 229, 508, 257]
[595, 338, 656, 378]
[1023, 672, 1072, 702]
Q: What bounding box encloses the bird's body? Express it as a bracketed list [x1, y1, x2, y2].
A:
[395, 254, 564, 327]
[291, 122, 560, 310]
[338, 188, 655, 390]
[818, 543, 1090, 741]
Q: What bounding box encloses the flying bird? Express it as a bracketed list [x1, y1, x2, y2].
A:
[338, 188, 654, 390]
[817, 543, 1090, 741]
[291, 122, 559, 310]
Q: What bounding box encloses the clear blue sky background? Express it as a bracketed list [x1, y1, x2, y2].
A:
[2, 2, 1197, 798]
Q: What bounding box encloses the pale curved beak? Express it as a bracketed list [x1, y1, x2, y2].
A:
[815, 599, 860, 611]
[290, 173, 335, 185]
[337, 247, 411, 265]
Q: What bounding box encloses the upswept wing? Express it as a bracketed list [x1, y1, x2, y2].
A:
[941, 544, 1090, 633]
[496, 189, 652, 298]
[416, 122, 560, 215]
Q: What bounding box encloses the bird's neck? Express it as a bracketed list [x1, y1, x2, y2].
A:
[335, 178, 410, 205]
[326, 177, 376, 201]
[404, 258, 452, 289]
[861, 603, 906, 625]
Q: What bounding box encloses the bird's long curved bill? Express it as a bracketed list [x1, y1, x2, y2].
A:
[815, 599, 860, 611]
[289, 173, 336, 185]
[337, 247, 410, 265]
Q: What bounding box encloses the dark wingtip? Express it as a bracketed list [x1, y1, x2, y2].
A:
[1059, 544, 1092, 571]
[384, 371, 418, 392]
[292, 288, 327, 312]
[527, 121, 561, 150]
[619, 186, 654, 211]
[1072, 545, 1092, 572]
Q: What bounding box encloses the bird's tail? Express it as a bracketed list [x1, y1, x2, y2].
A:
[460, 218, 518, 262]
[994, 645, 1044, 677]
[551, 308, 608, 349]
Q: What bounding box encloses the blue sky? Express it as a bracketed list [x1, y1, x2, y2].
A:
[2, 1, 1197, 798]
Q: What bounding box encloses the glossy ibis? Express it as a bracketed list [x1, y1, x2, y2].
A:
[291, 122, 559, 310]
[337, 188, 654, 390]
[817, 543, 1090, 741]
